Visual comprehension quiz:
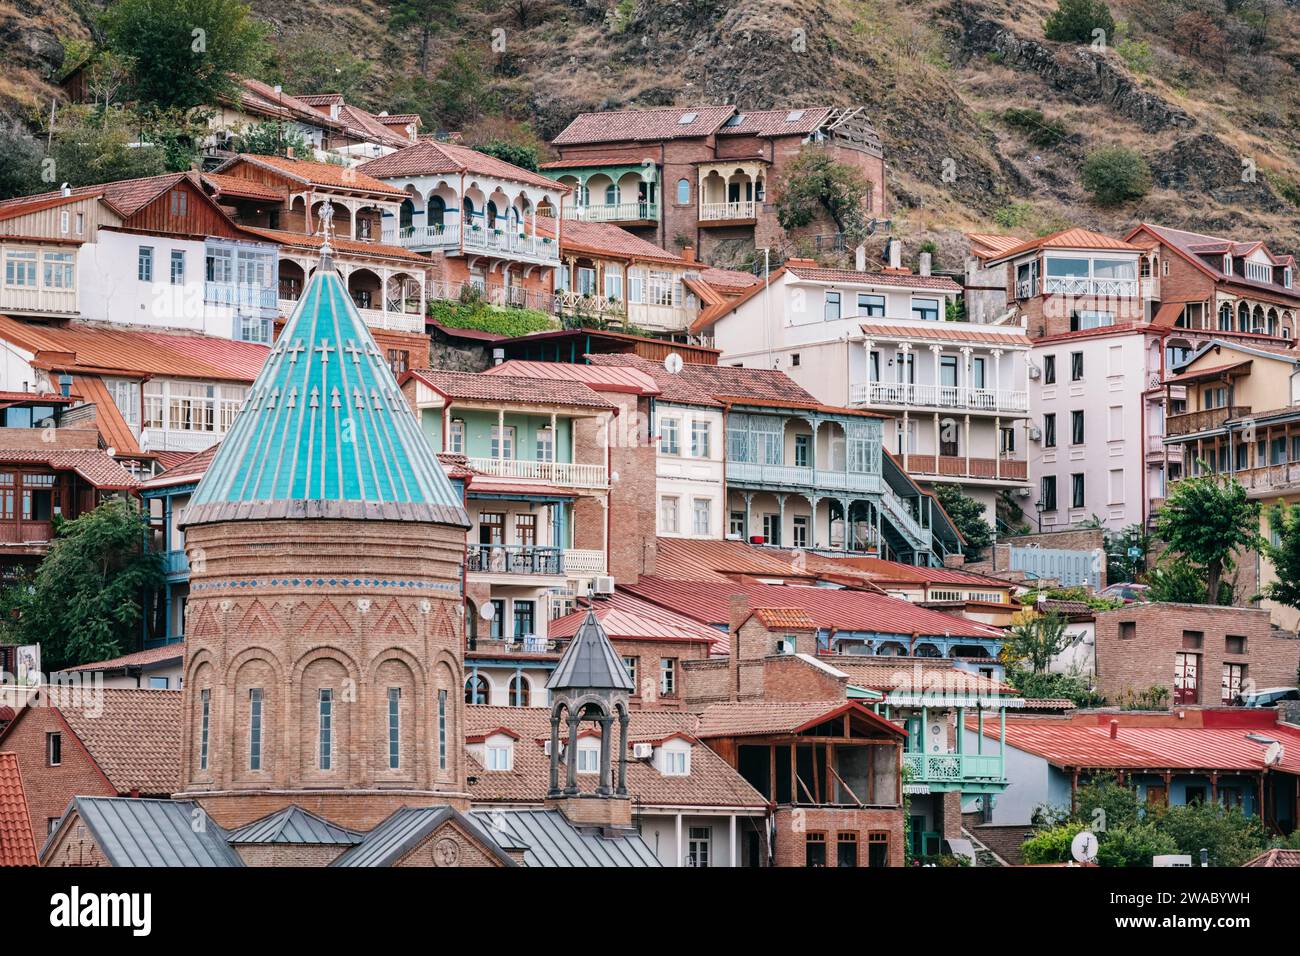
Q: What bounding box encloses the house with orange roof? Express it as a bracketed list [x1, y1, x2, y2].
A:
[0, 752, 37, 867]
[690, 246, 1032, 521]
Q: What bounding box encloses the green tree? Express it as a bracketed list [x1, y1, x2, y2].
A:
[1043, 0, 1116, 44]
[1261, 503, 1300, 612]
[1021, 822, 1084, 864]
[1080, 146, 1152, 206]
[0, 500, 163, 670]
[387, 0, 456, 76]
[268, 31, 371, 99]
[473, 140, 540, 172]
[932, 483, 993, 560]
[48, 106, 168, 187]
[775, 146, 871, 246]
[101, 0, 268, 110]
[1095, 823, 1178, 867]
[0, 121, 46, 201]
[1146, 557, 1231, 605]
[1003, 609, 1071, 674]
[1154, 472, 1259, 604]
[1154, 802, 1267, 867]
[235, 121, 311, 158]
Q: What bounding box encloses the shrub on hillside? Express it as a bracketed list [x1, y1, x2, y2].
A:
[1044, 0, 1116, 45]
[1080, 146, 1152, 205]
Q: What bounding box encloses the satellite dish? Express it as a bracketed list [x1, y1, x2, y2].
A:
[1071, 830, 1098, 863]
[663, 352, 683, 374]
[1265, 741, 1284, 766]
[479, 602, 495, 621]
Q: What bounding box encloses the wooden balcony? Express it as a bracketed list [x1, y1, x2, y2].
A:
[1165, 406, 1250, 437]
[903, 455, 1028, 482]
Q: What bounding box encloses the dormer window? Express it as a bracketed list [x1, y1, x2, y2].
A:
[1223, 253, 1233, 275]
[1245, 260, 1272, 283]
[576, 744, 600, 774]
[662, 748, 689, 776]
[486, 743, 513, 771]
[1284, 267, 1293, 289]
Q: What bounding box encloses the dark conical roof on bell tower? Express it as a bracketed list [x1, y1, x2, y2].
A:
[547, 607, 634, 693]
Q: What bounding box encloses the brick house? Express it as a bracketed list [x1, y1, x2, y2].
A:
[1093, 602, 1300, 707]
[0, 687, 180, 843]
[544, 106, 885, 266]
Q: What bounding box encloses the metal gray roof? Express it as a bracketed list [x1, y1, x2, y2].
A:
[52, 797, 243, 867]
[470, 808, 661, 867]
[329, 805, 517, 867]
[547, 608, 634, 693]
[226, 805, 363, 845]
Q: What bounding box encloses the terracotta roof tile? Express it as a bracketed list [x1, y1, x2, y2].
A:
[201, 172, 288, 203]
[405, 368, 615, 410]
[239, 226, 431, 265]
[537, 217, 687, 264]
[696, 700, 905, 739]
[579, 354, 725, 406]
[358, 141, 564, 191]
[552, 107, 739, 146]
[0, 752, 37, 866]
[54, 688, 182, 794]
[828, 658, 1016, 697]
[987, 227, 1143, 263]
[831, 555, 1018, 588]
[484, 360, 663, 397]
[1128, 222, 1300, 302]
[1244, 848, 1300, 867]
[221, 154, 406, 197]
[752, 606, 818, 630]
[786, 264, 963, 291]
[67, 643, 184, 672]
[141, 443, 220, 489]
[0, 448, 139, 489]
[715, 107, 835, 137]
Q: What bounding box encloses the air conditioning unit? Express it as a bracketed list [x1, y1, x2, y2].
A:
[633, 743, 654, 759]
[543, 740, 553, 756]
[1028, 425, 1042, 442]
[1016, 487, 1033, 498]
[725, 532, 743, 541]
[593, 575, 616, 596]
[1027, 365, 1041, 380]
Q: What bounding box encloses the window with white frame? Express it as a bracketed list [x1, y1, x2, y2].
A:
[105, 378, 142, 432]
[249, 688, 263, 771]
[170, 250, 185, 285]
[690, 419, 710, 457]
[660, 496, 679, 533]
[206, 246, 233, 284]
[824, 291, 842, 321]
[4, 250, 36, 287]
[662, 745, 689, 776]
[1245, 260, 1272, 283]
[490, 425, 515, 459]
[43, 252, 74, 289]
[604, 265, 623, 300]
[687, 826, 711, 866]
[449, 419, 465, 454]
[692, 497, 711, 535]
[660, 657, 677, 696]
[576, 744, 600, 774]
[138, 246, 153, 282]
[387, 687, 401, 770]
[660, 417, 680, 455]
[576, 266, 597, 296]
[59, 210, 70, 234]
[536, 425, 554, 461]
[318, 688, 333, 770]
[486, 743, 513, 771]
[168, 382, 217, 432]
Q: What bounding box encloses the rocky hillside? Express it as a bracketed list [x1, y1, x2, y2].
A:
[5, 0, 1300, 260]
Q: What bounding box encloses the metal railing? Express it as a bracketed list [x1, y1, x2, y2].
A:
[563, 201, 658, 223]
[466, 544, 564, 575]
[879, 485, 930, 546]
[382, 222, 461, 251]
[204, 281, 277, 312]
[161, 549, 189, 578]
[562, 548, 606, 575]
[903, 752, 1005, 784]
[725, 460, 881, 494]
[1042, 276, 1139, 298]
[466, 457, 608, 489]
[850, 381, 1029, 414]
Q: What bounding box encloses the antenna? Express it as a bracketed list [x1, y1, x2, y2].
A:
[663, 352, 683, 374]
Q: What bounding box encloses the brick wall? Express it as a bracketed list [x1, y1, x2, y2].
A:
[42, 812, 110, 866]
[612, 636, 710, 710]
[771, 805, 904, 867]
[233, 843, 343, 867]
[0, 705, 116, 842]
[1094, 602, 1300, 705]
[577, 391, 656, 584]
[393, 819, 507, 867]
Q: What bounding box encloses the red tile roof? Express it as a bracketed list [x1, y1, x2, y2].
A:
[827, 658, 1016, 697]
[751, 606, 818, 630]
[0, 448, 140, 490]
[716, 107, 835, 137]
[1127, 222, 1300, 302]
[484, 360, 662, 397]
[1162, 361, 1252, 385]
[552, 107, 739, 146]
[831, 555, 1017, 589]
[539, 217, 687, 264]
[404, 368, 615, 410]
[464, 706, 767, 808]
[1244, 848, 1300, 867]
[986, 227, 1143, 263]
[358, 140, 564, 191]
[45, 688, 182, 794]
[201, 172, 288, 203]
[579, 354, 725, 406]
[67, 643, 184, 672]
[221, 154, 406, 197]
[623, 574, 1005, 640]
[549, 592, 727, 652]
[0, 316, 269, 382]
[140, 443, 220, 490]
[696, 266, 761, 291]
[225, 78, 347, 131]
[239, 226, 432, 265]
[0, 752, 37, 866]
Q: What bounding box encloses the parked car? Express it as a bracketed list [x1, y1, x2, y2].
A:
[1099, 582, 1150, 604]
[1242, 687, 1300, 708]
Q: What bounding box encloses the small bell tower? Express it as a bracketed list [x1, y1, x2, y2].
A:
[545, 608, 634, 827]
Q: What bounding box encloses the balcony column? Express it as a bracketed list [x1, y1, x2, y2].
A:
[964, 415, 971, 478]
[999, 706, 1006, 759]
[776, 493, 787, 546]
[957, 707, 964, 754]
[549, 412, 557, 482]
[810, 420, 820, 477]
[743, 492, 753, 540]
[977, 707, 984, 755]
[381, 268, 391, 316]
[808, 494, 820, 548]
[498, 408, 506, 467]
[840, 497, 852, 551]
[995, 416, 1002, 480]
[928, 344, 940, 406]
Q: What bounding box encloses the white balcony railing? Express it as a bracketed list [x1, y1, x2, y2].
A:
[1042, 276, 1139, 298]
[563, 202, 658, 223]
[204, 281, 277, 313]
[356, 306, 425, 333]
[850, 381, 1029, 414]
[879, 485, 930, 546]
[139, 428, 221, 454]
[0, 285, 77, 315]
[383, 222, 461, 252]
[466, 457, 608, 489]
[562, 549, 606, 576]
[699, 200, 756, 221]
[462, 226, 560, 263]
[725, 460, 881, 495]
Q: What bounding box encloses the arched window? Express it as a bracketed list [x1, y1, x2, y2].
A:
[1238, 301, 1250, 332]
[677, 178, 690, 204]
[604, 183, 620, 206]
[1219, 302, 1232, 331]
[465, 674, 489, 705]
[1268, 308, 1279, 336]
[429, 195, 446, 228]
[509, 675, 530, 707]
[487, 200, 499, 229]
[463, 198, 475, 223]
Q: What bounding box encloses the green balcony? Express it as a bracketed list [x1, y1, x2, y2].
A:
[903, 752, 1006, 794]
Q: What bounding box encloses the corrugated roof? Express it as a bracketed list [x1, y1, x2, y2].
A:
[184, 268, 468, 527]
[220, 154, 406, 197]
[55, 797, 242, 867]
[72, 375, 142, 456]
[548, 591, 726, 652]
[0, 316, 270, 382]
[547, 608, 635, 692]
[329, 805, 516, 867]
[226, 805, 363, 845]
[785, 263, 963, 291]
[470, 808, 661, 867]
[0, 753, 37, 866]
[831, 555, 1017, 588]
[67, 643, 184, 673]
[623, 574, 1004, 640]
[483, 360, 662, 397]
[858, 321, 1031, 347]
[986, 227, 1143, 263]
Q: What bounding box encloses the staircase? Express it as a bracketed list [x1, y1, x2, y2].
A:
[878, 485, 932, 553]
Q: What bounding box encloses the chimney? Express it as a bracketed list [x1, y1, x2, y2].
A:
[1109, 719, 1119, 740]
[492, 348, 506, 366]
[681, 244, 696, 264]
[728, 593, 752, 643]
[58, 372, 72, 398]
[888, 239, 901, 270]
[919, 252, 932, 277]
[854, 244, 866, 272]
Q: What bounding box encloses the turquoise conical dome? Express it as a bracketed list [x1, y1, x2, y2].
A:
[183, 266, 468, 527]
